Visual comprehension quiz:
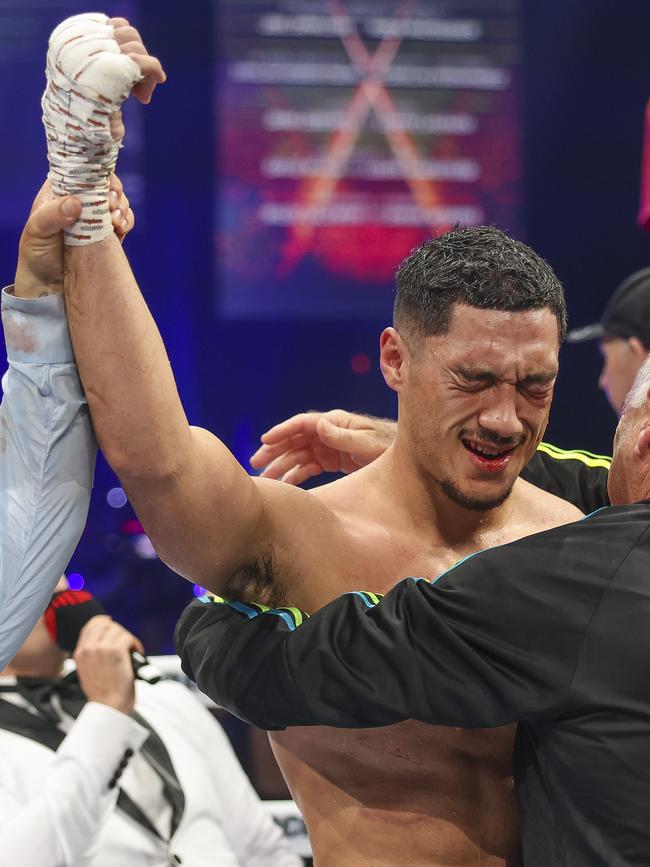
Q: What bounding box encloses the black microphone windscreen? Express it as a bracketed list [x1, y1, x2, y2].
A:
[44, 591, 107, 652]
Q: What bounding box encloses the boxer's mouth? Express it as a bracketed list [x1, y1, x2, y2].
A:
[461, 438, 517, 470]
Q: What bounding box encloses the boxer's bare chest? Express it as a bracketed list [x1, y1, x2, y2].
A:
[292, 496, 522, 612]
[268, 494, 531, 866]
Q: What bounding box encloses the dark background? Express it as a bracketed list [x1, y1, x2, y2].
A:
[1, 0, 649, 651]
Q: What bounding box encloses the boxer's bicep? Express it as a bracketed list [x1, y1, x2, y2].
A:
[123, 424, 337, 598]
[120, 425, 267, 588]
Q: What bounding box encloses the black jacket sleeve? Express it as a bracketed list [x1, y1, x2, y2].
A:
[522, 443, 611, 513]
[175, 514, 620, 732]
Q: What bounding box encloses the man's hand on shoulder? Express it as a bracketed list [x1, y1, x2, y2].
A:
[250, 409, 397, 485]
[74, 615, 144, 715]
[13, 175, 135, 299]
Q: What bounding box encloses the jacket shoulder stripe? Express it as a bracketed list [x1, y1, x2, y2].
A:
[536, 442, 612, 469]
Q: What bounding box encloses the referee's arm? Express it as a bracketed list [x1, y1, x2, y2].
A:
[175, 518, 615, 731]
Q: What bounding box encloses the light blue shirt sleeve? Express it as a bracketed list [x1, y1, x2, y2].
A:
[0, 287, 96, 669]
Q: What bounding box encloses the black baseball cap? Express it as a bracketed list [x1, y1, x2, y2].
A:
[566, 266, 650, 347]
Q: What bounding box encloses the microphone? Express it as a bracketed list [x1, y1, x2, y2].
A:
[45, 590, 162, 684]
[130, 651, 162, 684]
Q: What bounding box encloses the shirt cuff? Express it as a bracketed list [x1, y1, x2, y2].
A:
[2, 286, 74, 364]
[58, 702, 149, 788]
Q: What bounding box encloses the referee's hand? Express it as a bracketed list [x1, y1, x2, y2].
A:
[13, 175, 135, 300]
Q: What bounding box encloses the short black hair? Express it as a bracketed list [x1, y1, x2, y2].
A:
[394, 226, 567, 343]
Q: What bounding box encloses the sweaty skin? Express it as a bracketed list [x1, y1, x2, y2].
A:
[266, 468, 579, 867]
[63, 223, 581, 866]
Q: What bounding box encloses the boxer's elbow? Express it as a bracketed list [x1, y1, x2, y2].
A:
[101, 428, 190, 486]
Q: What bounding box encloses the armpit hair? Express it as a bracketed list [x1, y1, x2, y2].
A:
[222, 547, 288, 608]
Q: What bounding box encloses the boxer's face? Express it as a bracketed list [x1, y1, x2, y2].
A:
[385, 303, 560, 511]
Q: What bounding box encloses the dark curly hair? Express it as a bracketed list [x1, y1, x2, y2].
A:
[394, 226, 567, 343]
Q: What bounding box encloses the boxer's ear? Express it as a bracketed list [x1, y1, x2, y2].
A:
[379, 327, 408, 392]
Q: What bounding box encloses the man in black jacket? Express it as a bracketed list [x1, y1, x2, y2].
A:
[177, 357, 650, 866]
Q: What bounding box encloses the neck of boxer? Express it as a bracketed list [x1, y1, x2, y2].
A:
[376, 438, 518, 545]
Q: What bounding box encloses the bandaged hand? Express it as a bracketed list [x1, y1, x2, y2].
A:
[42, 13, 164, 246]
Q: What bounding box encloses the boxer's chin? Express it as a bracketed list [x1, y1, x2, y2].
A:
[439, 477, 515, 512]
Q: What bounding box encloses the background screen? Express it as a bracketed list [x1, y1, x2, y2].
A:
[216, 0, 523, 318]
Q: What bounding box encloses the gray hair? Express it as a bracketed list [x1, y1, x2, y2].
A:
[622, 355, 650, 413]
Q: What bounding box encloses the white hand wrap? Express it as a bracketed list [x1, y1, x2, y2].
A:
[42, 13, 142, 245]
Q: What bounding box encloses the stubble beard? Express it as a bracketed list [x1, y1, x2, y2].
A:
[438, 476, 515, 512]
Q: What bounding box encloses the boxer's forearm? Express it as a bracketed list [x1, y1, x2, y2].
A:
[39, 16, 262, 586]
[63, 237, 267, 586]
[64, 236, 189, 481]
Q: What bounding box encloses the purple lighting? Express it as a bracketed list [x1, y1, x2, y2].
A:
[133, 534, 157, 559]
[193, 584, 208, 597]
[107, 487, 128, 508]
[68, 573, 85, 591]
[350, 353, 371, 375]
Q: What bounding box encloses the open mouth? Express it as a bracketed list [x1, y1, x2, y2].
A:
[461, 438, 517, 472]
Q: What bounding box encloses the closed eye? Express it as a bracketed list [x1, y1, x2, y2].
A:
[454, 368, 497, 390]
[454, 367, 556, 397]
[518, 378, 555, 399]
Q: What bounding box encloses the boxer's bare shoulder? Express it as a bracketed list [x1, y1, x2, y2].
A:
[512, 479, 584, 535]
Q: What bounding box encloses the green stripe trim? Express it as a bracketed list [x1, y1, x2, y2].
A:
[537, 442, 612, 469]
[198, 595, 307, 628]
[283, 607, 306, 627]
[363, 591, 382, 605]
[539, 441, 612, 461]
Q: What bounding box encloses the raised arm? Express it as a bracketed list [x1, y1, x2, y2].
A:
[53, 17, 329, 593]
[65, 232, 275, 586]
[0, 180, 129, 668]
